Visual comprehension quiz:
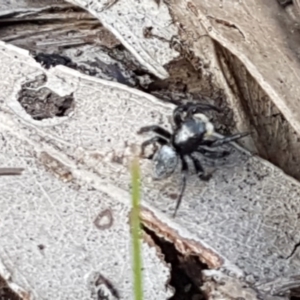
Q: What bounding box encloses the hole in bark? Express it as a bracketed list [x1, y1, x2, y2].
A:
[17, 75, 74, 120]
[33, 53, 76, 69]
[0, 275, 24, 300]
[143, 225, 208, 300]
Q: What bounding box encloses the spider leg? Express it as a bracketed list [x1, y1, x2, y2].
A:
[137, 125, 171, 139]
[190, 155, 212, 181]
[196, 147, 230, 159]
[203, 132, 250, 147]
[173, 102, 220, 127]
[173, 155, 188, 218]
[140, 136, 168, 158]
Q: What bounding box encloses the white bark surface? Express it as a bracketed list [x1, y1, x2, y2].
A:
[65, 0, 300, 182]
[2, 1, 300, 298]
[0, 39, 300, 298]
[65, 0, 179, 79]
[0, 42, 172, 300]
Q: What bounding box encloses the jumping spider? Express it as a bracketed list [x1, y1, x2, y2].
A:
[137, 102, 249, 218]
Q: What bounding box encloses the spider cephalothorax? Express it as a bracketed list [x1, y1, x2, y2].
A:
[137, 102, 249, 218]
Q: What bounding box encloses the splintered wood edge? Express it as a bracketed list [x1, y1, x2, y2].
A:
[140, 207, 225, 269]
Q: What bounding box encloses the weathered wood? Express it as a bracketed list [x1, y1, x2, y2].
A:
[67, 0, 300, 182]
[1, 40, 300, 298]
[2, 0, 300, 299]
[0, 43, 172, 300]
[164, 0, 300, 183]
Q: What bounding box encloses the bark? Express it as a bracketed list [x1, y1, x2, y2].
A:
[2, 0, 300, 299]
[0, 42, 173, 300]
[165, 0, 300, 182]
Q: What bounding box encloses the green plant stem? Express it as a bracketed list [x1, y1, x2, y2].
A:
[131, 158, 143, 300]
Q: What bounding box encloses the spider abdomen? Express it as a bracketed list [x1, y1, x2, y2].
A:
[152, 145, 178, 179]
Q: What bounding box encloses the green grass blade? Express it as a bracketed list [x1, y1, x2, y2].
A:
[130, 158, 143, 300]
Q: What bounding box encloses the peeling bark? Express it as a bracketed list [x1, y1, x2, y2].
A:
[163, 0, 300, 183]
[2, 0, 300, 299]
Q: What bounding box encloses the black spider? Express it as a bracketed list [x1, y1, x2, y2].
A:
[137, 102, 249, 218]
